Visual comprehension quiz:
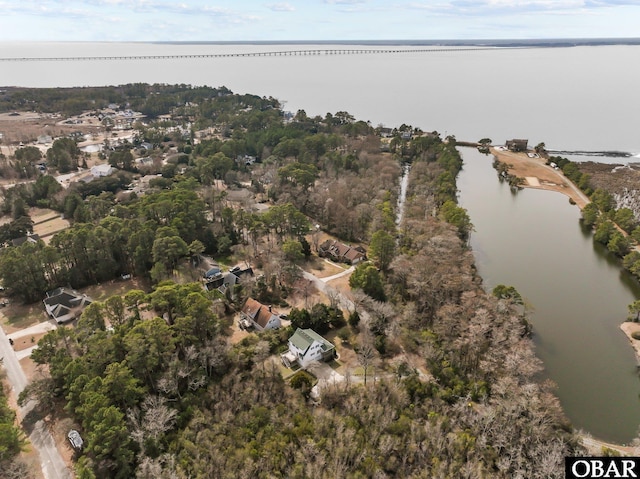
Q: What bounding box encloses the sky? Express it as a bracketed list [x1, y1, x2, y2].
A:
[0, 0, 639, 42]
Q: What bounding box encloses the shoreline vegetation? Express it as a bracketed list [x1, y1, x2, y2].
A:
[490, 144, 640, 400]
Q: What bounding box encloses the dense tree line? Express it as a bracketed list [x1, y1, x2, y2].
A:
[0, 182, 210, 301]
[0, 377, 27, 478]
[21, 282, 223, 478]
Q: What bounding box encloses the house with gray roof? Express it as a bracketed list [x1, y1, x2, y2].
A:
[11, 233, 40, 247]
[204, 265, 254, 296]
[43, 288, 92, 324]
[282, 328, 335, 369]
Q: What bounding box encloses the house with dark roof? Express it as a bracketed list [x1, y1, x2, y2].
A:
[282, 328, 336, 368]
[506, 139, 528, 152]
[318, 239, 366, 265]
[43, 288, 92, 324]
[204, 265, 254, 295]
[11, 233, 40, 247]
[240, 298, 281, 331]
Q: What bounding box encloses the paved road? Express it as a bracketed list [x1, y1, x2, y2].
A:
[0, 324, 73, 479]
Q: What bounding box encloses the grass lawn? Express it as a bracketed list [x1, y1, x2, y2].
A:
[1, 302, 48, 332]
[279, 362, 301, 380]
[82, 277, 151, 302]
[13, 332, 47, 351]
[302, 256, 347, 279]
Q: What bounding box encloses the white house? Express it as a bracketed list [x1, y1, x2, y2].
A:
[90, 164, 115, 177]
[240, 298, 281, 331]
[282, 328, 335, 369]
[43, 288, 92, 324]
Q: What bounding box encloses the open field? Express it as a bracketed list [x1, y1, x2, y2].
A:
[0, 111, 100, 146]
[28, 207, 71, 243]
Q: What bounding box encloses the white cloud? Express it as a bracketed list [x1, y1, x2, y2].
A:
[267, 2, 295, 11]
[323, 0, 367, 4]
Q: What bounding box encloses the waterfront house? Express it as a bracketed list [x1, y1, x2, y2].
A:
[506, 139, 528, 152]
[282, 328, 335, 369]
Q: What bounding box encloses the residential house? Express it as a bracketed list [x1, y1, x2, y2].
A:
[37, 135, 53, 145]
[506, 139, 528, 152]
[43, 288, 92, 324]
[203, 266, 222, 279]
[281, 328, 336, 369]
[378, 127, 393, 138]
[236, 154, 257, 166]
[136, 157, 154, 167]
[204, 265, 254, 296]
[318, 239, 366, 265]
[11, 233, 40, 247]
[90, 164, 115, 177]
[240, 297, 281, 331]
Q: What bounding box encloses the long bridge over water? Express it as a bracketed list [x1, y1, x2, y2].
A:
[0, 46, 520, 62]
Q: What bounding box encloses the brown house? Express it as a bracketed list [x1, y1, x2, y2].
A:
[240, 298, 281, 331]
[318, 239, 366, 265]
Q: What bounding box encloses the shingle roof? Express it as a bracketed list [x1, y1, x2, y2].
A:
[43, 288, 92, 319]
[242, 297, 277, 329]
[289, 328, 334, 353]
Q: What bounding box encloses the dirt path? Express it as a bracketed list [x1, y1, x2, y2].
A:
[580, 433, 639, 456]
[490, 147, 591, 209]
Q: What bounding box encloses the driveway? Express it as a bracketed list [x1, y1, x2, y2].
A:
[307, 361, 345, 400]
[320, 265, 354, 283]
[0, 323, 74, 479]
[302, 270, 355, 311]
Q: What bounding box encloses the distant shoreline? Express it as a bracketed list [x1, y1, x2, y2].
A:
[154, 38, 640, 48]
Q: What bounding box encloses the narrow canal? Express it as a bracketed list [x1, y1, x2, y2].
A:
[457, 147, 640, 444]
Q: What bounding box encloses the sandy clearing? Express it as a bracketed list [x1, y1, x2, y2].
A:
[490, 147, 590, 209]
[525, 176, 540, 187]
